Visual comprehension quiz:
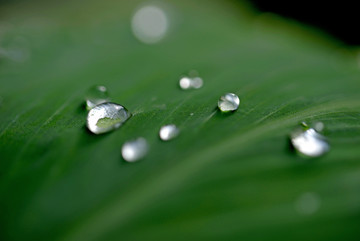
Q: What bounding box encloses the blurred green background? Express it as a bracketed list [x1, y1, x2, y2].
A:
[0, 0, 360, 240]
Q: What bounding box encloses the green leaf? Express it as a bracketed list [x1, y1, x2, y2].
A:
[1, 0, 360, 241]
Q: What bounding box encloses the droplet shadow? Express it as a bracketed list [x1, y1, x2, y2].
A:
[76, 102, 87, 115]
[214, 106, 240, 119]
[76, 124, 115, 148]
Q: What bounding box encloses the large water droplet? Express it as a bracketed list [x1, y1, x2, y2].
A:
[218, 93, 240, 112]
[132, 5, 168, 44]
[87, 102, 131, 134]
[85, 85, 110, 110]
[290, 125, 329, 157]
[159, 124, 179, 141]
[122, 137, 149, 162]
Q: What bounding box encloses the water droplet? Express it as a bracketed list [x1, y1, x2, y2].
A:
[192, 77, 203, 89]
[159, 124, 179, 141]
[314, 122, 324, 132]
[179, 77, 192, 90]
[122, 137, 149, 162]
[290, 125, 329, 157]
[85, 85, 110, 110]
[218, 93, 240, 112]
[179, 71, 204, 90]
[87, 102, 131, 134]
[132, 5, 168, 44]
[295, 192, 321, 215]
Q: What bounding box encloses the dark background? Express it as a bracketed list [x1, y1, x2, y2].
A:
[0, 0, 358, 45]
[251, 0, 359, 45]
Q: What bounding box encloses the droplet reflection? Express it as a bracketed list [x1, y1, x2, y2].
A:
[85, 85, 110, 110]
[131, 5, 168, 44]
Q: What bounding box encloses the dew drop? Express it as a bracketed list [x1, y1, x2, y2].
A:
[218, 93, 240, 112]
[122, 137, 149, 162]
[85, 85, 110, 110]
[179, 71, 204, 90]
[159, 124, 179, 141]
[132, 5, 168, 44]
[192, 77, 203, 89]
[314, 122, 324, 132]
[179, 77, 192, 90]
[290, 125, 329, 157]
[86, 102, 131, 134]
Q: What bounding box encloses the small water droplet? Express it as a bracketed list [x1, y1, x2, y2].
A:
[218, 93, 240, 112]
[159, 124, 179, 141]
[290, 125, 329, 157]
[132, 5, 168, 44]
[122, 137, 149, 162]
[295, 192, 321, 215]
[192, 77, 203, 89]
[314, 122, 324, 132]
[179, 71, 204, 90]
[179, 77, 192, 90]
[87, 102, 131, 134]
[85, 85, 110, 110]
